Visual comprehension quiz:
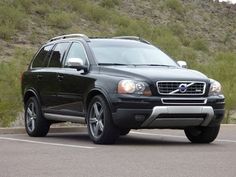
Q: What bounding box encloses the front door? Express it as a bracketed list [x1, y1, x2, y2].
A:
[56, 42, 94, 116]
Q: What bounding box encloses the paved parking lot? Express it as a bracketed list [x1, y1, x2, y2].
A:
[0, 125, 236, 177]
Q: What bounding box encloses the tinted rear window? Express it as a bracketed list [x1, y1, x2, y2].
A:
[32, 45, 53, 68]
[48, 42, 70, 67]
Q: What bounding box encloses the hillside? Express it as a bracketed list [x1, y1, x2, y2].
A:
[0, 0, 236, 126]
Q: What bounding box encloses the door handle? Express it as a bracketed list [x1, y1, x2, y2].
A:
[37, 74, 43, 80]
[57, 74, 64, 81]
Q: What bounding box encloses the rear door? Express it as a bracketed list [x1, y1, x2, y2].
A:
[41, 42, 70, 113]
[30, 44, 53, 109]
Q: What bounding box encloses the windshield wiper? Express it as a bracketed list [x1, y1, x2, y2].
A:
[98, 63, 129, 66]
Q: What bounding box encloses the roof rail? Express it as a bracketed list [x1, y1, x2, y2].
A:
[48, 34, 90, 42]
[112, 36, 150, 44]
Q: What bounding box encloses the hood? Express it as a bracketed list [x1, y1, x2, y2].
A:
[100, 66, 209, 82]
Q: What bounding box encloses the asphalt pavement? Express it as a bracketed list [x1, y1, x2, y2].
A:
[0, 125, 236, 177]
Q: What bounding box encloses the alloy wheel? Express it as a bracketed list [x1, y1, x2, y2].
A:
[26, 102, 37, 132]
[89, 101, 105, 139]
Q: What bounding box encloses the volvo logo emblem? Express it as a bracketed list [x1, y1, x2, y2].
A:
[178, 84, 188, 93]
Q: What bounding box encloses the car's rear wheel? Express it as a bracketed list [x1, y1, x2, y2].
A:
[184, 126, 220, 144]
[87, 95, 120, 144]
[25, 97, 50, 137]
[120, 129, 130, 136]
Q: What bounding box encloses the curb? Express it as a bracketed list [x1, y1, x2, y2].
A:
[0, 126, 87, 135]
[0, 124, 235, 135]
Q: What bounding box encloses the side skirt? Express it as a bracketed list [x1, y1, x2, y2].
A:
[44, 113, 86, 124]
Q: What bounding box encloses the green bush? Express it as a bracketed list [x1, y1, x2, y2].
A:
[47, 11, 74, 29]
[191, 38, 208, 51]
[179, 35, 191, 47]
[28, 32, 39, 45]
[223, 33, 231, 45]
[165, 0, 185, 15]
[0, 4, 27, 40]
[86, 5, 110, 23]
[113, 15, 130, 27]
[67, 0, 85, 12]
[152, 26, 181, 57]
[100, 0, 120, 8]
[202, 52, 236, 123]
[180, 47, 197, 66]
[0, 48, 34, 126]
[15, 0, 34, 13]
[33, 3, 52, 16]
[0, 24, 15, 40]
[168, 23, 184, 37]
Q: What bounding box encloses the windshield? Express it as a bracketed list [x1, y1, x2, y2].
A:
[89, 39, 178, 66]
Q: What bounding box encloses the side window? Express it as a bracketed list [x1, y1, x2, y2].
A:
[65, 42, 88, 66]
[32, 45, 52, 68]
[48, 42, 70, 67]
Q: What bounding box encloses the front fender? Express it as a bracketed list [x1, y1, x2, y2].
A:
[85, 87, 114, 112]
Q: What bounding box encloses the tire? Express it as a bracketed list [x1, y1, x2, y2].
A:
[24, 97, 50, 137]
[120, 129, 130, 136]
[87, 95, 120, 144]
[184, 126, 220, 144]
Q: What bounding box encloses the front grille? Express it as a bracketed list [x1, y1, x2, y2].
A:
[157, 81, 206, 95]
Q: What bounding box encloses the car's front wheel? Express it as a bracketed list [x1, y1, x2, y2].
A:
[184, 126, 220, 144]
[25, 97, 50, 137]
[87, 95, 120, 144]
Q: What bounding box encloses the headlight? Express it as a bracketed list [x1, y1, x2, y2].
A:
[118, 80, 152, 96]
[209, 79, 222, 95]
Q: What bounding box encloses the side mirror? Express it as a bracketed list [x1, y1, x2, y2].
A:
[177, 60, 187, 68]
[66, 58, 88, 72]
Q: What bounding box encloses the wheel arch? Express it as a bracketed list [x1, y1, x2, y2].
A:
[85, 88, 113, 113]
[23, 89, 41, 107]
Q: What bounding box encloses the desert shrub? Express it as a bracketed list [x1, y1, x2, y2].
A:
[202, 52, 236, 123]
[0, 24, 15, 40]
[114, 19, 154, 40]
[152, 26, 181, 57]
[0, 4, 27, 40]
[179, 47, 198, 67]
[100, 0, 120, 8]
[191, 38, 208, 51]
[168, 23, 184, 37]
[15, 0, 34, 13]
[86, 5, 110, 23]
[67, 0, 85, 12]
[223, 33, 231, 45]
[0, 48, 34, 126]
[48, 11, 74, 29]
[165, 0, 185, 15]
[113, 15, 130, 27]
[28, 31, 39, 44]
[179, 35, 191, 47]
[33, 3, 52, 16]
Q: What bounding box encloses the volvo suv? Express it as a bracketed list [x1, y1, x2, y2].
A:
[21, 34, 225, 144]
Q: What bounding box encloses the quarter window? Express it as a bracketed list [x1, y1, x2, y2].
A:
[32, 45, 52, 68]
[65, 42, 88, 66]
[49, 42, 70, 67]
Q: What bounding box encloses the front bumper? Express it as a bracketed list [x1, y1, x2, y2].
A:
[111, 95, 225, 129]
[141, 106, 214, 128]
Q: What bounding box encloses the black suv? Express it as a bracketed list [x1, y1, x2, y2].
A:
[22, 34, 225, 144]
